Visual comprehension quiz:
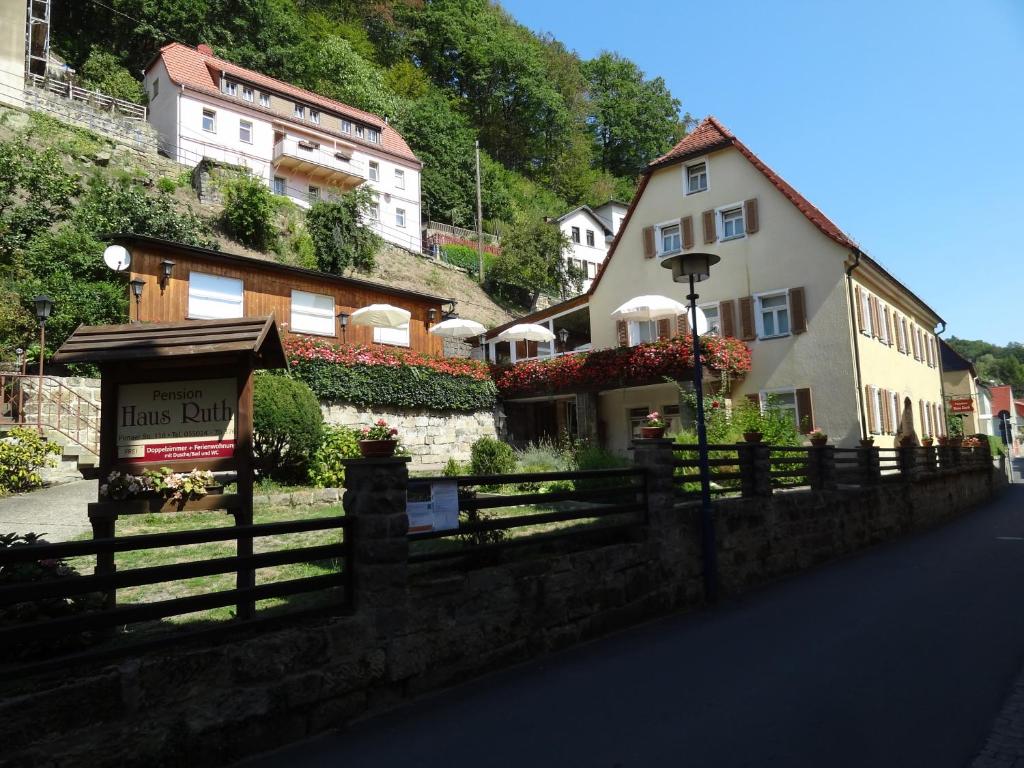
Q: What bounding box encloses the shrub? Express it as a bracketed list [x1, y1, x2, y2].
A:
[79, 47, 146, 104]
[989, 435, 1007, 458]
[441, 244, 495, 278]
[515, 440, 572, 473]
[308, 425, 362, 487]
[220, 172, 279, 251]
[0, 428, 61, 495]
[253, 375, 323, 481]
[573, 443, 631, 491]
[306, 188, 381, 274]
[442, 457, 466, 477]
[470, 436, 516, 476]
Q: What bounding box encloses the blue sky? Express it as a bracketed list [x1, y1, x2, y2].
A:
[501, 0, 1024, 345]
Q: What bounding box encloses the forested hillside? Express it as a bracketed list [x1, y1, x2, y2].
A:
[51, 0, 692, 229]
[947, 337, 1024, 393]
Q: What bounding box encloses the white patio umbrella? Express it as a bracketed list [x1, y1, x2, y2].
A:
[611, 295, 708, 335]
[349, 304, 411, 329]
[496, 323, 556, 343]
[428, 318, 487, 339]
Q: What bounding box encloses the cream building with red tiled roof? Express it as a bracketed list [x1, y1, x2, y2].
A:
[489, 117, 947, 451]
[144, 43, 422, 252]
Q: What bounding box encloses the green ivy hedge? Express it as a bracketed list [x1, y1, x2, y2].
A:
[290, 358, 497, 412]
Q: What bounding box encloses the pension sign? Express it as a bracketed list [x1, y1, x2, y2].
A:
[116, 378, 236, 463]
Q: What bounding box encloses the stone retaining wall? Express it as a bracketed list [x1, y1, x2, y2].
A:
[0, 449, 1002, 767]
[320, 403, 498, 469]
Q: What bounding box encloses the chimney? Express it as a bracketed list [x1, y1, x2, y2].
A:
[197, 44, 213, 56]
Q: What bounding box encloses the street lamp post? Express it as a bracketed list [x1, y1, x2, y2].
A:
[129, 278, 145, 322]
[660, 251, 720, 602]
[33, 295, 53, 434]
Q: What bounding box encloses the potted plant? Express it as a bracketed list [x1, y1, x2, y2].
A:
[98, 467, 218, 511]
[358, 418, 400, 457]
[921, 435, 934, 447]
[640, 411, 667, 439]
[937, 436, 950, 446]
[808, 427, 828, 447]
[860, 437, 875, 447]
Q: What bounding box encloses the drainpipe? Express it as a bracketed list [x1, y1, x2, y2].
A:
[845, 251, 868, 440]
[934, 319, 950, 435]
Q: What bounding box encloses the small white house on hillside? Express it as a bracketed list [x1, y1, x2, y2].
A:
[555, 200, 628, 293]
[143, 43, 422, 252]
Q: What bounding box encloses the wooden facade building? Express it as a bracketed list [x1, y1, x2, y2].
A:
[111, 234, 451, 356]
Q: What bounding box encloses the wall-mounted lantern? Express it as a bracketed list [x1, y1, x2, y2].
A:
[159, 259, 175, 292]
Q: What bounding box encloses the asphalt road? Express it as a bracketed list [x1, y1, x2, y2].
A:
[246, 481, 1024, 768]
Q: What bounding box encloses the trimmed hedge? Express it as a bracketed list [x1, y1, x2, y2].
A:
[291, 357, 497, 412]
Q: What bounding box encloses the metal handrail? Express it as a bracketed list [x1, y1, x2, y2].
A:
[24, 72, 147, 121]
[427, 220, 500, 245]
[0, 374, 100, 455]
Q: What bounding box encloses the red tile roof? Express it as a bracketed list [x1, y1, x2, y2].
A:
[651, 116, 856, 250]
[150, 43, 419, 165]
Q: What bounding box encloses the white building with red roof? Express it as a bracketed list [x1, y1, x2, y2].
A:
[487, 116, 948, 451]
[143, 43, 422, 251]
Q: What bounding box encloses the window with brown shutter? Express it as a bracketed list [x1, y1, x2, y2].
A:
[869, 297, 881, 339]
[616, 320, 629, 347]
[702, 210, 716, 244]
[854, 286, 865, 332]
[719, 299, 736, 337]
[919, 400, 926, 435]
[884, 307, 894, 347]
[677, 313, 690, 338]
[642, 226, 656, 259]
[657, 318, 672, 340]
[681, 216, 694, 250]
[744, 198, 759, 234]
[789, 287, 807, 334]
[738, 296, 756, 340]
[795, 388, 813, 434]
[902, 318, 910, 355]
[866, 385, 877, 434]
[880, 388, 888, 433]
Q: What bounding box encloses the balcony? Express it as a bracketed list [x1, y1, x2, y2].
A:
[272, 137, 365, 190]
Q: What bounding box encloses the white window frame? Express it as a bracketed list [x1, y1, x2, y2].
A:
[701, 303, 721, 335]
[239, 119, 253, 144]
[627, 406, 653, 440]
[374, 324, 410, 347]
[202, 108, 216, 133]
[368, 161, 379, 182]
[368, 201, 380, 221]
[718, 203, 746, 241]
[662, 403, 682, 435]
[395, 208, 407, 228]
[859, 290, 873, 337]
[308, 185, 320, 201]
[571, 226, 581, 244]
[355, 125, 364, 138]
[869, 385, 883, 434]
[880, 305, 891, 345]
[187, 272, 243, 320]
[259, 92, 271, 107]
[685, 160, 708, 194]
[341, 119, 352, 134]
[656, 220, 682, 256]
[394, 168, 405, 189]
[586, 229, 595, 247]
[290, 290, 335, 336]
[890, 392, 901, 435]
[242, 86, 253, 102]
[310, 109, 320, 124]
[367, 128, 380, 143]
[755, 290, 791, 339]
[273, 176, 286, 195]
[628, 319, 658, 346]
[293, 104, 305, 119]
[759, 388, 799, 429]
[222, 80, 237, 96]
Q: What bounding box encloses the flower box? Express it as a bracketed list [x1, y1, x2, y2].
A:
[88, 492, 240, 518]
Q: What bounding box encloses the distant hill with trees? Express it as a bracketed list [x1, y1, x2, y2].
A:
[946, 337, 1024, 392]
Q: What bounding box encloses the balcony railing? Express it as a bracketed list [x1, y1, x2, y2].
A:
[272, 137, 365, 185]
[24, 73, 147, 122]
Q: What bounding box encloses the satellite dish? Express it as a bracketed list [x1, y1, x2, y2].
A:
[103, 245, 131, 272]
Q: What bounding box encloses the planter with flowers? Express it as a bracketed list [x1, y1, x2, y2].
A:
[358, 419, 400, 457]
[808, 428, 828, 447]
[639, 412, 666, 439]
[921, 435, 934, 447]
[91, 467, 224, 516]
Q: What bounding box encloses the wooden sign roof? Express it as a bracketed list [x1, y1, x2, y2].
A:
[53, 316, 288, 369]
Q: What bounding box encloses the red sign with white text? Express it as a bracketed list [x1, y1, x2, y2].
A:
[119, 440, 235, 464]
[949, 398, 974, 414]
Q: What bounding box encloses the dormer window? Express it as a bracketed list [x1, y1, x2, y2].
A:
[659, 223, 681, 254]
[341, 120, 351, 133]
[242, 86, 253, 102]
[686, 162, 707, 194]
[222, 79, 237, 96]
[355, 125, 365, 138]
[310, 109, 320, 124]
[294, 104, 305, 119]
[259, 92, 270, 107]
[367, 128, 380, 144]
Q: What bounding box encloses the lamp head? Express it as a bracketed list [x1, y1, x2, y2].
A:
[337, 312, 350, 328]
[428, 308, 437, 323]
[660, 251, 720, 283]
[558, 327, 570, 344]
[159, 259, 175, 287]
[129, 278, 145, 299]
[33, 295, 53, 323]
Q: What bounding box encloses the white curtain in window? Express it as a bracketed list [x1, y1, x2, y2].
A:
[188, 272, 243, 319]
[291, 290, 335, 335]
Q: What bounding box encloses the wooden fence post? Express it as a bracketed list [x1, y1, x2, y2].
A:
[342, 456, 410, 637]
[858, 446, 880, 487]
